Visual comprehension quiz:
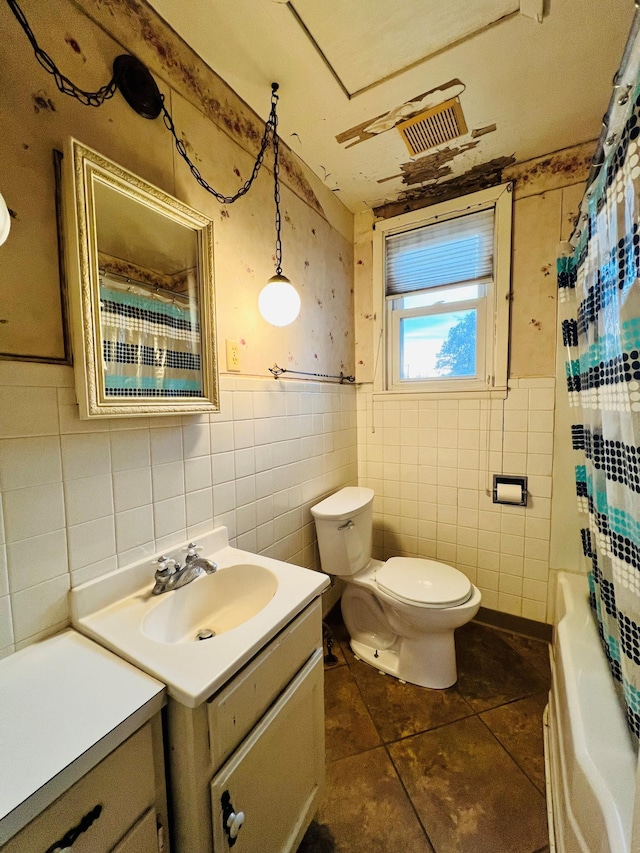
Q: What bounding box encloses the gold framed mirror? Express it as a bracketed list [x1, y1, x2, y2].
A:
[64, 139, 218, 418]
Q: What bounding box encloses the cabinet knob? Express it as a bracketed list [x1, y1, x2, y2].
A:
[220, 790, 245, 847]
[227, 810, 245, 839]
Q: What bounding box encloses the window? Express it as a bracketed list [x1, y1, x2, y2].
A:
[373, 184, 512, 394]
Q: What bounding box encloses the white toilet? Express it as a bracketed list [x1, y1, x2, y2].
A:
[311, 486, 481, 689]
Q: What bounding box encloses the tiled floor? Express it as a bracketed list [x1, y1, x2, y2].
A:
[297, 614, 551, 853]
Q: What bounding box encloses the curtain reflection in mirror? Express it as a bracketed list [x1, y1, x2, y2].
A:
[99, 271, 203, 398]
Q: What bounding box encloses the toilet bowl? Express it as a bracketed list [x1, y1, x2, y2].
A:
[311, 486, 481, 689]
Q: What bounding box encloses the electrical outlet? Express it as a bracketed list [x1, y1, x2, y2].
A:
[226, 339, 241, 372]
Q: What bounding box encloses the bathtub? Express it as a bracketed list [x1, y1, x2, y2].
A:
[545, 572, 638, 852]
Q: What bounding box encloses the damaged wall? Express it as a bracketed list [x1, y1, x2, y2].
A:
[0, 0, 356, 655]
[354, 142, 591, 623]
[0, 0, 354, 370]
[357, 141, 595, 383]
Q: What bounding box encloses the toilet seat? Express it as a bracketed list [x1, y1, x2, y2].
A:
[376, 557, 472, 609]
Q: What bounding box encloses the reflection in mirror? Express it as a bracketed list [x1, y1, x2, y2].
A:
[65, 139, 218, 418]
[94, 181, 203, 400]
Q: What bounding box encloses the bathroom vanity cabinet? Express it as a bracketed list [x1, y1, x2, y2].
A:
[167, 598, 325, 853]
[70, 529, 330, 852]
[3, 718, 166, 853]
[0, 630, 167, 853]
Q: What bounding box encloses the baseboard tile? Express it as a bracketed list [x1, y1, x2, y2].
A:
[474, 606, 552, 642]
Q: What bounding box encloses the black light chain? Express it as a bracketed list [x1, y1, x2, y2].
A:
[7, 0, 283, 208]
[272, 100, 283, 274]
[160, 84, 280, 206]
[6, 0, 118, 107]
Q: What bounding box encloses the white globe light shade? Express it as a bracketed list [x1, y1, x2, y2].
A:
[0, 193, 11, 247]
[258, 274, 301, 326]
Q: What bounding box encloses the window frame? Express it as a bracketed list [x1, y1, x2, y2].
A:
[373, 183, 512, 396]
[390, 286, 487, 387]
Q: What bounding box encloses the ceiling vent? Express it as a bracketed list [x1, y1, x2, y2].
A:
[396, 97, 468, 156]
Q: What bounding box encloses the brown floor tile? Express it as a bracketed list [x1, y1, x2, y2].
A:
[455, 622, 549, 712]
[350, 656, 474, 743]
[480, 692, 549, 794]
[297, 747, 435, 853]
[388, 716, 549, 853]
[296, 820, 336, 853]
[500, 632, 552, 683]
[324, 665, 381, 763]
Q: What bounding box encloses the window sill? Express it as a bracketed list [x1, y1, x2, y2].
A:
[372, 387, 508, 402]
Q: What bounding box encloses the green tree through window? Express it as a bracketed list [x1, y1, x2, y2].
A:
[434, 311, 477, 377]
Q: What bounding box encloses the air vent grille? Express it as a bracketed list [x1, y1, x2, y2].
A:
[397, 97, 468, 155]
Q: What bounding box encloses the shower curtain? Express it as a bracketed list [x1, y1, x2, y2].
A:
[558, 43, 640, 740]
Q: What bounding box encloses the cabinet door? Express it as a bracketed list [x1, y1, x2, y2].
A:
[210, 650, 324, 853]
[208, 599, 321, 771]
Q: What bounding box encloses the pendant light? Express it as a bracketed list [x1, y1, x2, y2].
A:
[7, 0, 301, 322]
[258, 85, 300, 327]
[0, 193, 11, 246]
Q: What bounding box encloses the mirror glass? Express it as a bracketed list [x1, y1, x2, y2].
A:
[66, 140, 218, 418]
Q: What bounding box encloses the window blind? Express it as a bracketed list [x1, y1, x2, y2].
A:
[385, 207, 494, 296]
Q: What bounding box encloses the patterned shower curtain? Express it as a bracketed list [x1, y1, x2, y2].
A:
[557, 61, 640, 741]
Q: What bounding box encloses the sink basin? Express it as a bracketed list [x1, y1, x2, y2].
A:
[70, 526, 330, 707]
[143, 564, 278, 643]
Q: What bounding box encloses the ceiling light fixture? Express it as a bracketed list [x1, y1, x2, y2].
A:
[7, 0, 300, 324]
[259, 85, 300, 327]
[0, 193, 11, 247]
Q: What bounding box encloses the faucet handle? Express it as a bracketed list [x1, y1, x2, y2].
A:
[153, 556, 176, 577]
[183, 542, 203, 560]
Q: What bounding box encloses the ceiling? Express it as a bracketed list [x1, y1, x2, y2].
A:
[147, 0, 635, 213]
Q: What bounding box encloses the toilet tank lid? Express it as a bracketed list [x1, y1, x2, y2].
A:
[311, 487, 375, 520]
[377, 557, 472, 607]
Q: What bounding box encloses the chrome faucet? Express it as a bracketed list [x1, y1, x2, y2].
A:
[151, 543, 217, 595]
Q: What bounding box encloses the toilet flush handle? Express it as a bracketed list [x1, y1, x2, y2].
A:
[338, 519, 355, 530]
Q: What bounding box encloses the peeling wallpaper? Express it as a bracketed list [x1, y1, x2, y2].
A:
[354, 156, 588, 623]
[0, 0, 354, 372]
[0, 0, 357, 656]
[0, 0, 597, 650]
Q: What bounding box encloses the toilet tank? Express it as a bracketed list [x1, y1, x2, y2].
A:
[311, 487, 374, 577]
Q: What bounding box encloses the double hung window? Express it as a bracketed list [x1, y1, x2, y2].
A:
[374, 184, 512, 394]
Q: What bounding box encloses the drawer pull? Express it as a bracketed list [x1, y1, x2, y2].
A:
[45, 804, 102, 853]
[221, 790, 245, 847]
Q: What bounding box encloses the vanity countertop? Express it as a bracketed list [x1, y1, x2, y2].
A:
[0, 628, 165, 846]
[71, 527, 330, 707]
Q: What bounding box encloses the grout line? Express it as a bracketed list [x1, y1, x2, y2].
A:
[326, 698, 547, 846]
[323, 619, 551, 848]
[471, 687, 549, 712]
[323, 741, 384, 766]
[376, 705, 477, 745]
[383, 742, 439, 853]
[476, 709, 547, 798]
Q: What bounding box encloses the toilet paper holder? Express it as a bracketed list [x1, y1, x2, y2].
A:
[492, 474, 528, 506]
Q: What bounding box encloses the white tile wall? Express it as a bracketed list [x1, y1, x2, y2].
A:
[0, 367, 357, 656]
[0, 360, 560, 653]
[357, 378, 556, 622]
